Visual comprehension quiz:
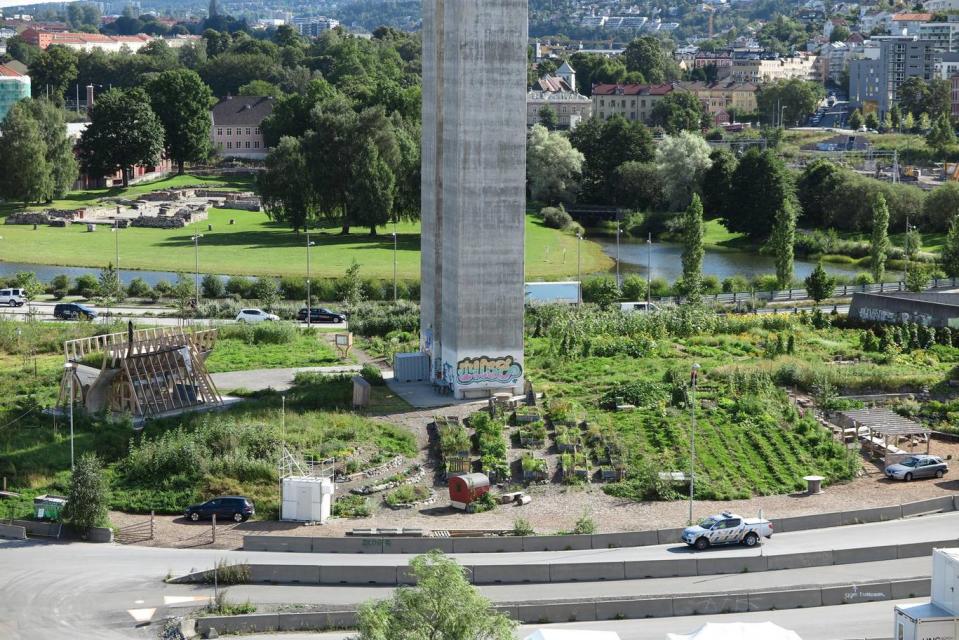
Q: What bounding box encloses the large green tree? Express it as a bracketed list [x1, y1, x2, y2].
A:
[870, 193, 890, 283]
[77, 88, 164, 188]
[797, 159, 845, 228]
[0, 105, 52, 206]
[700, 148, 737, 219]
[613, 161, 663, 211]
[650, 91, 704, 134]
[623, 36, 676, 83]
[62, 453, 109, 533]
[941, 215, 959, 278]
[569, 115, 654, 203]
[259, 136, 315, 232]
[681, 193, 705, 297]
[350, 138, 396, 235]
[356, 551, 515, 640]
[654, 131, 712, 210]
[145, 69, 214, 174]
[526, 123, 584, 204]
[756, 78, 825, 127]
[726, 148, 796, 240]
[771, 201, 797, 289]
[926, 113, 957, 158]
[28, 45, 78, 104]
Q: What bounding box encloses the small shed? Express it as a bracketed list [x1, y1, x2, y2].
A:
[838, 408, 930, 464]
[448, 473, 490, 510]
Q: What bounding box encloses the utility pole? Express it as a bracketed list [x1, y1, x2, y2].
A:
[65, 363, 75, 470]
[646, 232, 652, 309]
[192, 233, 203, 309]
[688, 363, 701, 525]
[392, 219, 398, 302]
[306, 231, 315, 326]
[615, 220, 621, 288]
[576, 232, 582, 304]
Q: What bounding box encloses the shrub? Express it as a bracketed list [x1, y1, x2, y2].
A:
[333, 494, 371, 518]
[572, 512, 596, 535]
[600, 380, 669, 409]
[200, 274, 225, 299]
[225, 275, 254, 298]
[279, 276, 307, 301]
[582, 277, 621, 309]
[206, 560, 251, 585]
[349, 301, 420, 337]
[63, 453, 109, 531]
[513, 518, 535, 536]
[541, 205, 573, 230]
[251, 277, 280, 308]
[48, 274, 70, 294]
[126, 278, 152, 298]
[385, 484, 431, 506]
[361, 363, 385, 386]
[153, 280, 173, 298]
[621, 275, 647, 301]
[73, 274, 99, 298]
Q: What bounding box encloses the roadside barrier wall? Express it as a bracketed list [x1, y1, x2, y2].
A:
[0, 523, 26, 540]
[243, 495, 959, 555]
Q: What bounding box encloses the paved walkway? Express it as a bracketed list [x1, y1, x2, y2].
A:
[211, 365, 361, 392]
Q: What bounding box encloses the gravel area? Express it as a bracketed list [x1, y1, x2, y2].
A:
[111, 403, 959, 551]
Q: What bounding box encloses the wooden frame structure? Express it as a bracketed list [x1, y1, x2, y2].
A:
[838, 408, 930, 464]
[59, 326, 222, 419]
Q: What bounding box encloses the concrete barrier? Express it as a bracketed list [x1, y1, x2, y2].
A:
[656, 528, 685, 545]
[244, 535, 311, 553]
[821, 581, 891, 606]
[902, 496, 955, 518]
[672, 592, 750, 616]
[773, 512, 842, 533]
[320, 565, 398, 585]
[897, 539, 959, 559]
[87, 527, 113, 543]
[13, 519, 60, 537]
[452, 536, 524, 553]
[472, 563, 550, 584]
[841, 505, 902, 526]
[515, 601, 598, 623]
[766, 550, 835, 571]
[696, 555, 767, 576]
[549, 562, 625, 582]
[624, 559, 698, 579]
[833, 545, 898, 565]
[891, 578, 930, 599]
[312, 537, 384, 554]
[276, 611, 358, 631]
[0, 524, 26, 540]
[387, 537, 454, 554]
[747, 587, 821, 611]
[196, 613, 281, 635]
[522, 535, 592, 552]
[250, 564, 320, 584]
[591, 531, 660, 549]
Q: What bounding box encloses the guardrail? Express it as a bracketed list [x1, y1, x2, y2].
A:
[244, 495, 957, 555]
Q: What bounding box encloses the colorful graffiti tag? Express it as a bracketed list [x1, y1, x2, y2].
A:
[455, 355, 523, 386]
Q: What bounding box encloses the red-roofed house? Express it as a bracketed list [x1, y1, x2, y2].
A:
[591, 83, 674, 123]
[20, 27, 153, 52]
[0, 63, 30, 121]
[890, 13, 933, 35]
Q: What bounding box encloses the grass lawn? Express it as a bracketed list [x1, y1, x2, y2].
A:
[0, 175, 612, 280]
[204, 330, 342, 373]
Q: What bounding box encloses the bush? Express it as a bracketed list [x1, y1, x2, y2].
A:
[48, 274, 70, 294]
[541, 205, 573, 230]
[72, 274, 99, 298]
[349, 301, 420, 337]
[361, 363, 385, 386]
[600, 380, 669, 409]
[333, 494, 371, 518]
[279, 276, 307, 301]
[126, 278, 152, 298]
[62, 453, 109, 531]
[153, 280, 173, 298]
[582, 277, 621, 309]
[621, 275, 647, 301]
[513, 518, 535, 536]
[225, 275, 254, 298]
[572, 512, 596, 535]
[251, 277, 280, 308]
[201, 274, 225, 299]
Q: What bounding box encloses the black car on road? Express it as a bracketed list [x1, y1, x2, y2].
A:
[53, 303, 98, 321]
[297, 307, 346, 323]
[183, 496, 255, 522]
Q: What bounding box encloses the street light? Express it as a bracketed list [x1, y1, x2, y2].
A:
[780, 105, 787, 129]
[615, 220, 621, 288]
[306, 231, 316, 326]
[192, 233, 203, 309]
[392, 230, 398, 302]
[688, 363, 701, 525]
[64, 362, 76, 471]
[576, 233, 582, 304]
[646, 232, 652, 310]
[112, 219, 121, 289]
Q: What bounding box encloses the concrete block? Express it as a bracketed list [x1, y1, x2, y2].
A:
[514, 602, 597, 624]
[891, 578, 931, 599]
[0, 524, 26, 540]
[320, 565, 399, 585]
[821, 581, 891, 606]
[656, 528, 685, 545]
[522, 535, 591, 552]
[772, 512, 842, 533]
[902, 496, 955, 518]
[696, 555, 767, 576]
[549, 562, 625, 582]
[840, 505, 902, 526]
[591, 531, 659, 549]
[249, 564, 320, 584]
[898, 539, 958, 559]
[747, 588, 821, 612]
[386, 537, 454, 554]
[452, 536, 524, 553]
[86, 527, 113, 543]
[673, 593, 750, 616]
[311, 537, 383, 554]
[196, 614, 280, 635]
[595, 597, 674, 620]
[243, 535, 311, 553]
[472, 563, 550, 584]
[766, 550, 834, 571]
[277, 611, 358, 631]
[833, 545, 898, 565]
[624, 559, 698, 579]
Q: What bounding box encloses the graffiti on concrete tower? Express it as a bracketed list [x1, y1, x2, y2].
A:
[456, 356, 523, 386]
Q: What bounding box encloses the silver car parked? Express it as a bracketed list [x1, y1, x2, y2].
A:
[885, 455, 948, 481]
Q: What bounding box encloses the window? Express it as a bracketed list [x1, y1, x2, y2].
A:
[630, 111, 635, 119]
[245, 141, 250, 149]
[227, 141, 232, 149]
[600, 99, 605, 107]
[254, 141, 260, 149]
[226, 128, 232, 136]
[246, 128, 251, 135]
[254, 127, 260, 135]
[217, 142, 223, 150]
[216, 128, 222, 136]
[236, 128, 241, 137]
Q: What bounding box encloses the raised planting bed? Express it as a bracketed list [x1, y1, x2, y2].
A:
[513, 406, 542, 424]
[521, 455, 549, 482]
[437, 423, 471, 460]
[555, 425, 583, 453]
[518, 421, 547, 448]
[384, 484, 435, 509]
[559, 452, 591, 483]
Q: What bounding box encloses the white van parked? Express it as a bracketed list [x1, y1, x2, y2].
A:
[619, 301, 659, 313]
[0, 288, 27, 307]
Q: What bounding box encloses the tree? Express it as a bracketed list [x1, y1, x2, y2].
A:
[569, 115, 654, 203]
[870, 193, 890, 283]
[926, 113, 956, 158]
[20, 98, 78, 199]
[726, 148, 796, 240]
[829, 25, 851, 42]
[97, 262, 123, 303]
[899, 77, 929, 119]
[623, 36, 675, 83]
[890, 105, 902, 131]
[259, 136, 315, 232]
[538, 105, 558, 130]
[655, 132, 712, 210]
[356, 551, 515, 640]
[700, 148, 737, 219]
[905, 227, 923, 263]
[924, 182, 959, 231]
[526, 124, 584, 204]
[0, 105, 51, 207]
[62, 453, 109, 533]
[681, 194, 705, 297]
[238, 79, 282, 97]
[350, 138, 396, 235]
[906, 264, 929, 292]
[805, 261, 836, 303]
[77, 88, 164, 187]
[903, 112, 916, 133]
[796, 159, 845, 228]
[848, 109, 864, 131]
[756, 78, 825, 127]
[143, 70, 213, 175]
[942, 215, 959, 278]
[613, 161, 663, 210]
[864, 111, 880, 131]
[28, 45, 78, 104]
[650, 91, 704, 134]
[771, 201, 797, 289]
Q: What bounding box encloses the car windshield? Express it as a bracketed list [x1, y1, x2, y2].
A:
[698, 517, 719, 528]
[900, 458, 920, 467]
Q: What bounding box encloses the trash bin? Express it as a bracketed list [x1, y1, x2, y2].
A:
[33, 495, 67, 521]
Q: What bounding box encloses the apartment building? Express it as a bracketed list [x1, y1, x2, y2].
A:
[210, 96, 274, 160]
[292, 16, 339, 37]
[0, 63, 29, 121]
[590, 83, 674, 123]
[721, 54, 820, 83]
[674, 80, 759, 116]
[848, 36, 940, 114]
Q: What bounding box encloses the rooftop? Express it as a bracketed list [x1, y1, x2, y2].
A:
[211, 96, 276, 126]
[839, 408, 929, 436]
[891, 12, 933, 21]
[591, 83, 674, 96]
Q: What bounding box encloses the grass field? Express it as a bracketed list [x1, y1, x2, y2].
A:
[0, 175, 613, 280]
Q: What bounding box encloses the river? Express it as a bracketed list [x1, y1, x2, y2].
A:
[595, 237, 865, 283]
[0, 262, 188, 286]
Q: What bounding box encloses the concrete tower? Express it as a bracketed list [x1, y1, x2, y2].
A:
[420, 0, 528, 399]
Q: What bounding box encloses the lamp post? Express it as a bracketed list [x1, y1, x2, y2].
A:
[688, 363, 701, 525]
[113, 219, 121, 288]
[576, 233, 583, 304]
[64, 363, 76, 470]
[192, 233, 203, 309]
[306, 231, 315, 326]
[392, 220, 398, 302]
[616, 220, 622, 288]
[780, 105, 787, 129]
[646, 232, 652, 310]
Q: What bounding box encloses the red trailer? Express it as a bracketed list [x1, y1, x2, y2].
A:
[448, 473, 490, 511]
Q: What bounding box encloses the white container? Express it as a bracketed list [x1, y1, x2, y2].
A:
[895, 602, 959, 640]
[281, 476, 334, 523]
[933, 548, 959, 616]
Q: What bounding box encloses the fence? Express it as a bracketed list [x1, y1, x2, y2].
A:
[115, 511, 155, 545]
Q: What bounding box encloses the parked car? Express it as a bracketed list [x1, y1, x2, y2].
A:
[183, 496, 255, 522]
[0, 288, 26, 307]
[296, 307, 346, 323]
[885, 455, 948, 481]
[53, 303, 97, 321]
[235, 308, 279, 323]
[681, 511, 773, 550]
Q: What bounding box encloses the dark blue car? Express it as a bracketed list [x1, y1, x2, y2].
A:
[184, 496, 255, 523]
[53, 303, 97, 321]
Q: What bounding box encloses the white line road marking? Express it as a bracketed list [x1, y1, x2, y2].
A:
[163, 595, 212, 606]
[127, 608, 156, 623]
[134, 600, 144, 604]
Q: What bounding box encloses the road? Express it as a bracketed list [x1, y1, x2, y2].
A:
[1, 514, 955, 639]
